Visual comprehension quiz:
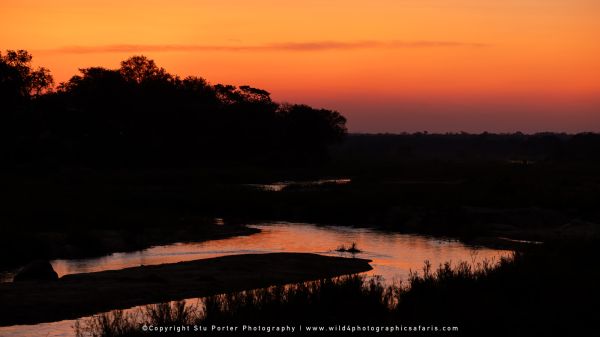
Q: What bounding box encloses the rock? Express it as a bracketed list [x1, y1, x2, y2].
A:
[13, 260, 58, 282]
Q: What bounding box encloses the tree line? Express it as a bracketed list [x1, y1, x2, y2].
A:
[1, 50, 347, 167]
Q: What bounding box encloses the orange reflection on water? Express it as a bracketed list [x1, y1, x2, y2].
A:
[49, 222, 510, 284]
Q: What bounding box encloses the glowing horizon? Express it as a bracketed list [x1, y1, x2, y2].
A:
[1, 0, 599, 133]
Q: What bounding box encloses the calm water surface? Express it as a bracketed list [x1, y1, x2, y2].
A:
[0, 222, 509, 337]
[246, 178, 351, 192]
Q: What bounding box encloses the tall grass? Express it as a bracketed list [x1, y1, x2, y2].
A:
[74, 310, 137, 337]
[202, 274, 394, 323]
[74, 255, 512, 336]
[75, 301, 198, 337]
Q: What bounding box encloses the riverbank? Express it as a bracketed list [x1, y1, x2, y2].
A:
[0, 221, 259, 269]
[0, 253, 372, 326]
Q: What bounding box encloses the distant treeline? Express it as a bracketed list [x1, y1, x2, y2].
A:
[1, 50, 346, 167]
[335, 132, 600, 163]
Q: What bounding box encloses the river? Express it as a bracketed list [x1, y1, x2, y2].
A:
[0, 222, 509, 336]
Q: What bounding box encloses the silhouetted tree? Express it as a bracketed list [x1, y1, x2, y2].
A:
[119, 55, 172, 84]
[279, 104, 347, 145]
[1, 50, 54, 162]
[2, 51, 348, 167]
[0, 49, 53, 105]
[238, 85, 272, 104]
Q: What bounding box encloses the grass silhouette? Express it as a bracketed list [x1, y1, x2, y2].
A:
[75, 239, 600, 336]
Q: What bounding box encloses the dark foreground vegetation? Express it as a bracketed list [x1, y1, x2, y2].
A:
[74, 240, 600, 336]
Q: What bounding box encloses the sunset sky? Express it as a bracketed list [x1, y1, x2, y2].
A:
[1, 0, 599, 133]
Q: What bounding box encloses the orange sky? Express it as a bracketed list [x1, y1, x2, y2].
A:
[1, 0, 599, 132]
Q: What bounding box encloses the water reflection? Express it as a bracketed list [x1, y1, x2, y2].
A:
[42, 223, 508, 283]
[3, 223, 508, 284]
[246, 178, 351, 192]
[0, 222, 509, 336]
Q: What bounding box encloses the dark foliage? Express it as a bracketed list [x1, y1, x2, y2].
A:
[1, 51, 347, 167]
